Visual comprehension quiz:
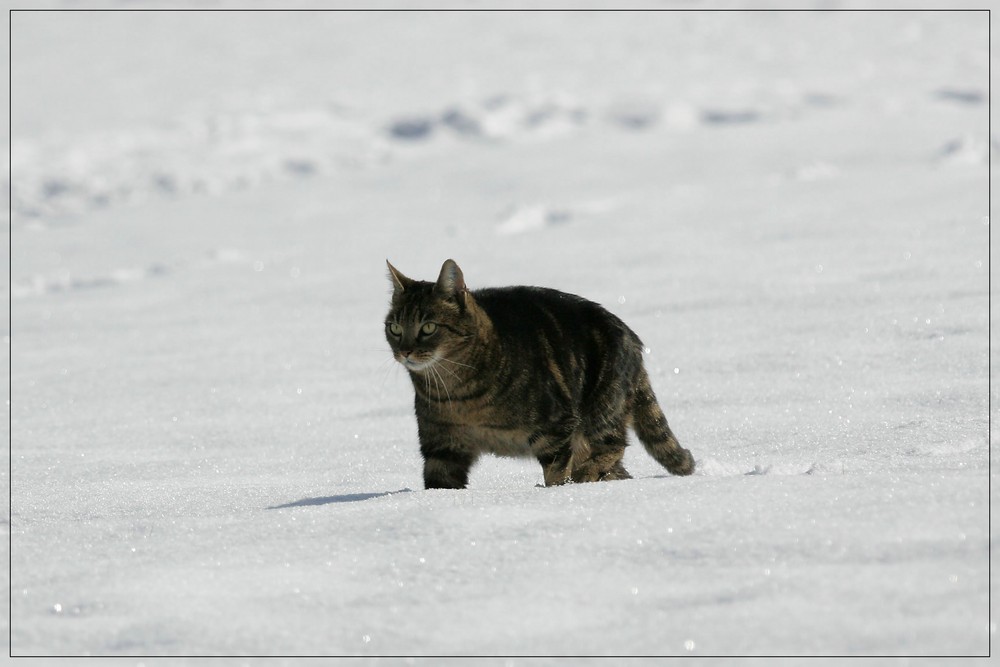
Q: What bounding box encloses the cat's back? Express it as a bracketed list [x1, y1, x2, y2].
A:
[473, 285, 637, 344]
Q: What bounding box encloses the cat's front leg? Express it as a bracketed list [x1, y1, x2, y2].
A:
[422, 450, 476, 489]
[418, 422, 477, 489]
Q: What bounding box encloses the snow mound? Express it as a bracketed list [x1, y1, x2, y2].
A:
[496, 198, 619, 236]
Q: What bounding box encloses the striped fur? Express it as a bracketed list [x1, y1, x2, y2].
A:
[385, 259, 694, 489]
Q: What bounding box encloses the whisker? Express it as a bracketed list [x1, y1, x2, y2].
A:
[437, 357, 475, 370]
[427, 366, 441, 401]
[378, 360, 396, 391]
[427, 366, 437, 400]
[435, 361, 461, 380]
[432, 365, 452, 405]
[429, 366, 443, 402]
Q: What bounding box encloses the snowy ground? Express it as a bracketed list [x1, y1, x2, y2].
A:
[7, 5, 994, 660]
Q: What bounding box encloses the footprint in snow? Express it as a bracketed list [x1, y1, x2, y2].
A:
[933, 88, 986, 105]
[935, 135, 990, 166]
[693, 458, 834, 477]
[700, 108, 763, 125]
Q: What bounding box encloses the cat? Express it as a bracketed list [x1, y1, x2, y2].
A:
[385, 258, 695, 489]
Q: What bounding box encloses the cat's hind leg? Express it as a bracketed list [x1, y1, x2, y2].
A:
[571, 422, 631, 483]
[539, 454, 573, 486]
[533, 417, 582, 486]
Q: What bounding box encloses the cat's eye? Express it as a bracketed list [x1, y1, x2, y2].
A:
[388, 322, 403, 337]
[420, 322, 438, 336]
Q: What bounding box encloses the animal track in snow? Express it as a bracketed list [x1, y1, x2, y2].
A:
[11, 263, 171, 299]
[11, 248, 257, 300]
[386, 93, 588, 143]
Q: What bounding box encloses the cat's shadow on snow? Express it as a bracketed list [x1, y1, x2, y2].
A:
[268, 488, 413, 509]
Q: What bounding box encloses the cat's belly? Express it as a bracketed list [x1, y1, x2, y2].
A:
[461, 425, 534, 458]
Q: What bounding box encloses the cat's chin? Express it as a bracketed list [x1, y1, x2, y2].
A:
[400, 357, 436, 373]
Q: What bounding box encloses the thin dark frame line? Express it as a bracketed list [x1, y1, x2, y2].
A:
[4, 5, 993, 660]
[6, 7, 10, 662]
[1, 6, 996, 11]
[988, 5, 992, 661]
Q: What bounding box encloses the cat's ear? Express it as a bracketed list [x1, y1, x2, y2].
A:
[386, 260, 413, 295]
[434, 259, 466, 300]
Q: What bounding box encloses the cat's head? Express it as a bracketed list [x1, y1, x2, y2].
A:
[384, 259, 475, 374]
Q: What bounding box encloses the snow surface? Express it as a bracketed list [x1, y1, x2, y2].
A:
[6, 5, 994, 660]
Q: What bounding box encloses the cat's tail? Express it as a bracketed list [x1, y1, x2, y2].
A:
[631, 368, 695, 476]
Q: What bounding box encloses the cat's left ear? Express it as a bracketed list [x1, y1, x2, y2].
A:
[434, 259, 466, 300]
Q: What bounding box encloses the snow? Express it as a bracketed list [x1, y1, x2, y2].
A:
[6, 5, 993, 659]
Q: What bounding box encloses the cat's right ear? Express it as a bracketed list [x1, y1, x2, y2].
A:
[386, 260, 413, 296]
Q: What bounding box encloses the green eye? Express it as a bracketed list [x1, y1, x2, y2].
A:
[388, 322, 403, 336]
[420, 322, 437, 336]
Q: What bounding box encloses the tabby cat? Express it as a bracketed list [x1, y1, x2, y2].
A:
[385, 259, 695, 489]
